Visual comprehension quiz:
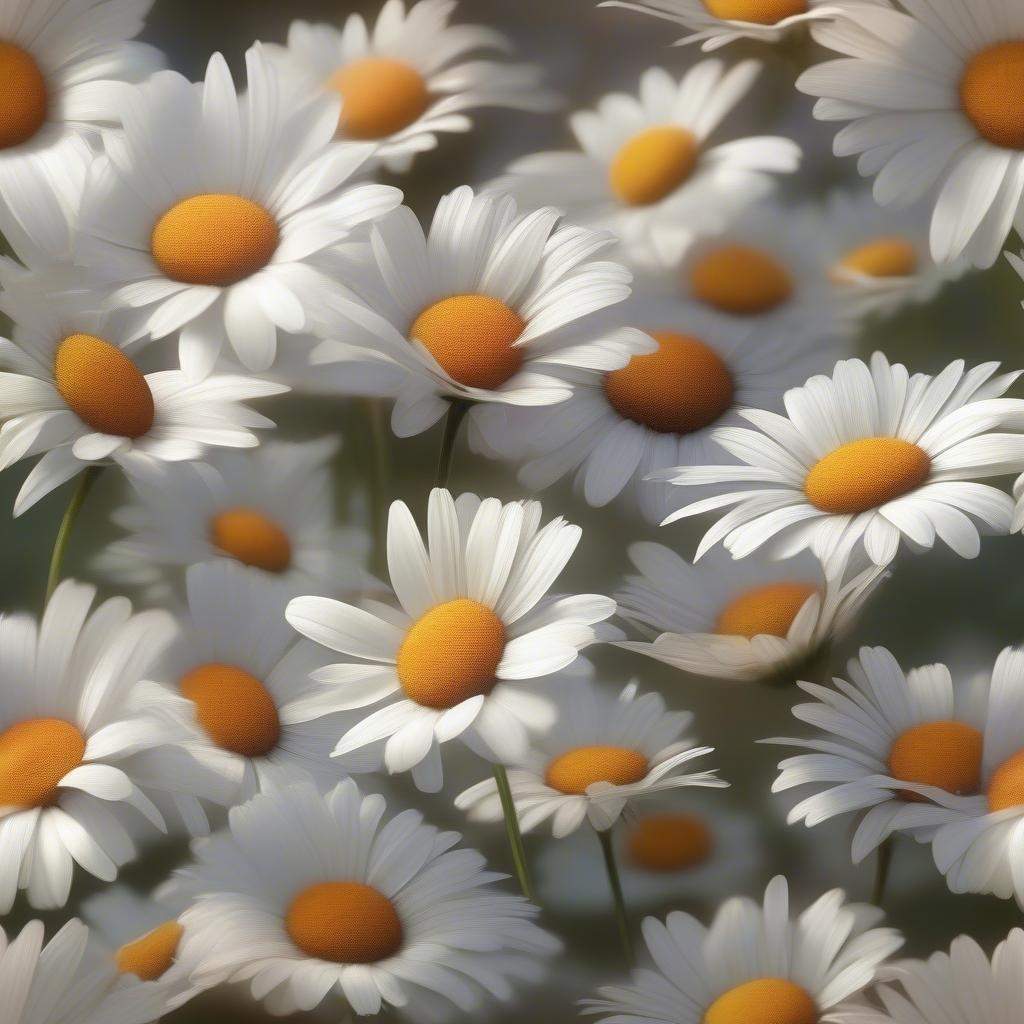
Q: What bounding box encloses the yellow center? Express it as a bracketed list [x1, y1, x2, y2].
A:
[397, 599, 505, 709]
[888, 721, 983, 802]
[689, 245, 794, 315]
[151, 194, 279, 286]
[545, 745, 649, 795]
[604, 331, 735, 435]
[626, 813, 714, 872]
[987, 749, 1024, 812]
[286, 882, 403, 963]
[704, 979, 818, 1024]
[836, 238, 918, 280]
[0, 41, 48, 149]
[609, 126, 699, 207]
[209, 507, 293, 573]
[326, 56, 429, 140]
[53, 334, 155, 439]
[714, 582, 819, 639]
[804, 437, 930, 515]
[702, 0, 809, 23]
[179, 663, 282, 757]
[0, 719, 86, 809]
[116, 921, 184, 981]
[959, 41, 1024, 150]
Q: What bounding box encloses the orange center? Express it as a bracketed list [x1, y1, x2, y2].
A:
[151, 194, 279, 286]
[327, 56, 429, 140]
[54, 333, 155, 439]
[179, 663, 282, 757]
[545, 745, 649, 795]
[286, 882, 403, 963]
[804, 437, 930, 515]
[0, 41, 48, 149]
[689, 245, 794, 315]
[836, 238, 918, 280]
[887, 721, 983, 802]
[604, 331, 735, 435]
[0, 718, 86, 808]
[626, 813, 714, 872]
[715, 582, 819, 639]
[702, 0, 809, 23]
[704, 978, 818, 1024]
[959, 41, 1024, 150]
[988, 749, 1024, 812]
[609, 126, 699, 207]
[116, 921, 184, 981]
[209, 507, 292, 573]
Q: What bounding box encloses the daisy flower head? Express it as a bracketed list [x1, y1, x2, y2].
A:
[661, 353, 1024, 575]
[285, 487, 619, 792]
[489, 62, 801, 266]
[798, 0, 1024, 269]
[76, 45, 403, 377]
[171, 775, 561, 1018]
[263, 0, 558, 173]
[615, 544, 886, 684]
[455, 678, 725, 837]
[583, 875, 902, 1024]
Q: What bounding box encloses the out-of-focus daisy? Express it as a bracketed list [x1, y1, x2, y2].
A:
[490, 63, 800, 265]
[456, 679, 724, 836]
[661, 353, 1024, 574]
[76, 45, 402, 376]
[171, 776, 560, 1018]
[286, 488, 618, 792]
[615, 545, 885, 683]
[798, 0, 1024, 268]
[583, 875, 902, 1024]
[264, 0, 557, 172]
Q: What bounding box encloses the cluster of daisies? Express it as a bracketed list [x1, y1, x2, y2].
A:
[2, 0, 1024, 1021]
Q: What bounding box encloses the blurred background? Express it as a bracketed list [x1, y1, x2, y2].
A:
[3, 0, 1024, 1020]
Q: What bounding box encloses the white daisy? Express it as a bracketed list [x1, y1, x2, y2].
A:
[489, 63, 800, 265]
[455, 678, 725, 837]
[661, 353, 1024, 575]
[797, 0, 1024, 268]
[285, 487, 618, 792]
[615, 545, 886, 683]
[170, 776, 561, 1018]
[582, 875, 902, 1024]
[263, 0, 557, 172]
[75, 44, 402, 377]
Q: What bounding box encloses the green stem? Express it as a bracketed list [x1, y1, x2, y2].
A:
[435, 400, 471, 489]
[45, 466, 101, 603]
[871, 836, 894, 908]
[598, 827, 634, 967]
[492, 763, 534, 901]
[361, 397, 390, 578]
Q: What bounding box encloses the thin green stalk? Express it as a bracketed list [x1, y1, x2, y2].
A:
[598, 827, 634, 967]
[45, 466, 101, 603]
[435, 399, 471, 489]
[871, 836, 894, 908]
[492, 763, 534, 901]
[361, 397, 390, 577]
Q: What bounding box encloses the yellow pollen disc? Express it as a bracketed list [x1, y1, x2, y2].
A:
[704, 979, 818, 1024]
[151, 194, 279, 286]
[702, 0, 809, 24]
[116, 921, 184, 981]
[609, 126, 699, 207]
[987, 749, 1024, 812]
[0, 719, 86, 809]
[53, 334, 155, 439]
[714, 582, 819, 639]
[959, 42, 1024, 150]
[179, 663, 282, 757]
[410, 294, 526, 391]
[626, 813, 714, 872]
[804, 437, 930, 515]
[326, 56, 429, 140]
[887, 720, 982, 803]
[604, 331, 735, 435]
[397, 599, 505, 709]
[0, 41, 48, 149]
[286, 882, 403, 963]
[545, 745, 649, 795]
[689, 245, 794, 315]
[836, 238, 918, 280]
[209, 507, 293, 573]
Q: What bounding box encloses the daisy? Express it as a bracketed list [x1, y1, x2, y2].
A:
[285, 487, 618, 792]
[75, 45, 402, 377]
[489, 63, 800, 265]
[797, 0, 1024, 269]
[170, 776, 561, 1018]
[263, 0, 558, 173]
[615, 544, 886, 683]
[661, 353, 1024, 575]
[583, 875, 902, 1024]
[455, 679, 725, 837]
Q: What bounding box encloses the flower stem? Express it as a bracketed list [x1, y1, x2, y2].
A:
[361, 397, 390, 577]
[598, 827, 634, 967]
[871, 836, 894, 908]
[45, 466, 101, 603]
[492, 763, 534, 901]
[435, 399, 471, 489]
